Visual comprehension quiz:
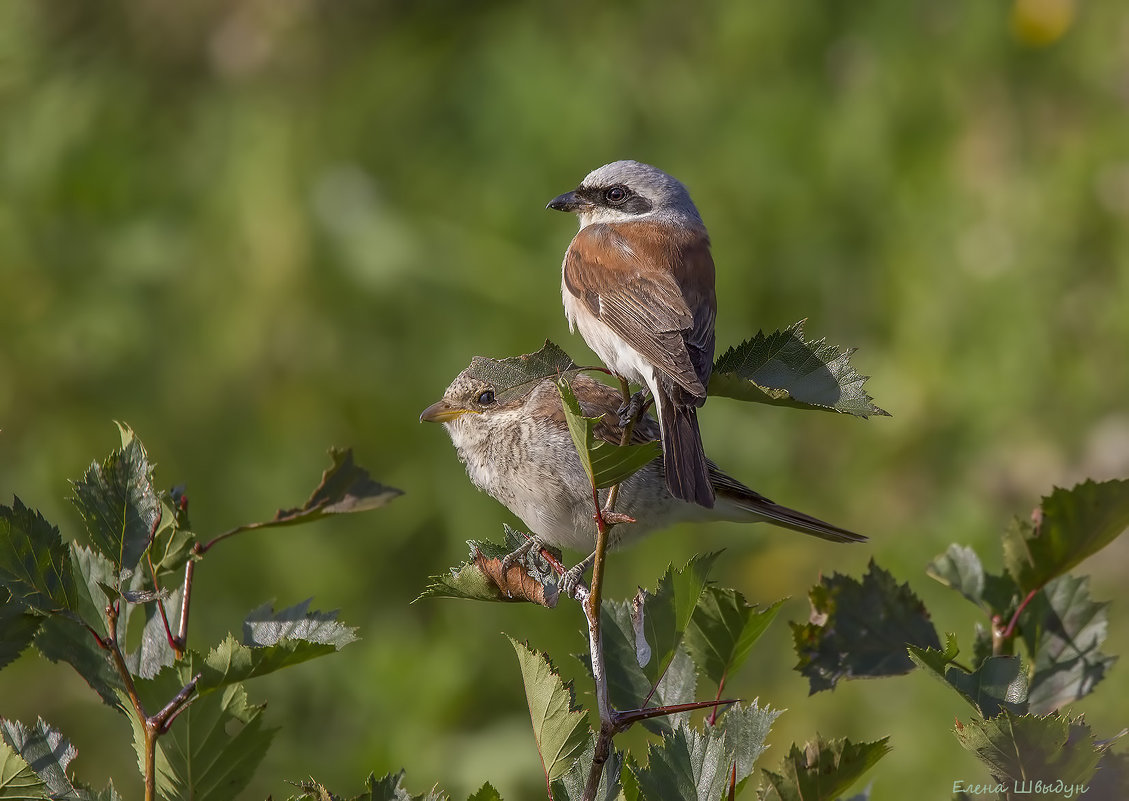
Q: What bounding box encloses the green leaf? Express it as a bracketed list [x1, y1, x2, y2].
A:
[927, 544, 987, 609]
[0, 718, 77, 799]
[709, 321, 888, 418]
[908, 636, 1028, 717]
[415, 525, 558, 606]
[123, 586, 180, 680]
[632, 722, 731, 801]
[507, 637, 590, 784]
[0, 718, 115, 799]
[465, 783, 503, 801]
[0, 497, 79, 617]
[1002, 479, 1129, 593]
[685, 588, 783, 688]
[549, 738, 623, 801]
[791, 560, 941, 693]
[69, 423, 162, 575]
[757, 736, 891, 801]
[466, 340, 579, 403]
[0, 738, 47, 800]
[1018, 574, 1116, 714]
[954, 712, 1103, 787]
[34, 615, 124, 707]
[556, 379, 661, 490]
[716, 701, 783, 789]
[263, 448, 404, 529]
[197, 599, 356, 693]
[130, 665, 277, 801]
[0, 592, 41, 671]
[575, 556, 715, 719]
[640, 554, 718, 687]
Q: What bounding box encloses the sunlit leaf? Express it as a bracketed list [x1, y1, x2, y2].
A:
[549, 739, 623, 801]
[0, 719, 77, 800]
[557, 379, 661, 490]
[791, 560, 940, 693]
[197, 600, 356, 693]
[685, 588, 783, 688]
[466, 340, 579, 403]
[0, 738, 47, 800]
[69, 422, 161, 575]
[631, 722, 732, 801]
[927, 544, 987, 609]
[508, 638, 590, 784]
[757, 736, 891, 801]
[954, 712, 1103, 787]
[0, 498, 78, 617]
[130, 664, 276, 801]
[1002, 479, 1129, 593]
[709, 321, 887, 418]
[908, 635, 1028, 718]
[1019, 574, 1116, 714]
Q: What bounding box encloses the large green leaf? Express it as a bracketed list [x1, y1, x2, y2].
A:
[685, 588, 783, 688]
[556, 379, 661, 490]
[908, 635, 1028, 718]
[709, 321, 887, 418]
[549, 739, 624, 801]
[466, 340, 580, 403]
[1019, 574, 1116, 714]
[0, 738, 46, 800]
[34, 615, 124, 707]
[1002, 479, 1129, 593]
[638, 554, 718, 687]
[631, 722, 732, 801]
[0, 497, 78, 617]
[954, 712, 1103, 788]
[0, 592, 41, 671]
[0, 718, 77, 799]
[508, 637, 590, 784]
[69, 423, 161, 575]
[757, 736, 891, 801]
[197, 599, 356, 693]
[130, 665, 277, 801]
[201, 449, 402, 551]
[791, 560, 940, 693]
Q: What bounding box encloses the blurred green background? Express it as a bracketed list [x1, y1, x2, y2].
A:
[2, 0, 1128, 798]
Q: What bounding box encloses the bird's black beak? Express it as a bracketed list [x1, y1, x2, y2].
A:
[546, 189, 589, 213]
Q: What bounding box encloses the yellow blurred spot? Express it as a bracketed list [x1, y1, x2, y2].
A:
[1011, 0, 1075, 47]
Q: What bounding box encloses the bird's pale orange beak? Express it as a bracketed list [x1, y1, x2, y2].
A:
[546, 190, 590, 213]
[419, 400, 470, 423]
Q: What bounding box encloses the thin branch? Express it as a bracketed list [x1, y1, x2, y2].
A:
[176, 560, 195, 654]
[151, 671, 202, 734]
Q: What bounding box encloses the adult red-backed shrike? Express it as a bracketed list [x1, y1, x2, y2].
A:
[548, 160, 717, 508]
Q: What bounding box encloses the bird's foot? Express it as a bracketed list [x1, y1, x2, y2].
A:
[501, 534, 552, 573]
[617, 390, 649, 427]
[559, 552, 595, 599]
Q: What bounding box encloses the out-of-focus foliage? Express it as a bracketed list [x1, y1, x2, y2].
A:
[1, 1, 1127, 798]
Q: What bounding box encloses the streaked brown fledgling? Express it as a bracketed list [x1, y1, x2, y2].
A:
[421, 370, 865, 562]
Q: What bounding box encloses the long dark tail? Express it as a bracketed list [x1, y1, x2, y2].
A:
[657, 390, 715, 508]
[710, 470, 866, 543]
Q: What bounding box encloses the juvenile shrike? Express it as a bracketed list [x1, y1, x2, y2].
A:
[547, 160, 717, 508]
[421, 370, 865, 555]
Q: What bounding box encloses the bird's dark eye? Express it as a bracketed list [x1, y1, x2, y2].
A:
[604, 186, 629, 205]
[477, 390, 495, 405]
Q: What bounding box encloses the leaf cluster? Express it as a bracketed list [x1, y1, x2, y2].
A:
[0, 424, 399, 800]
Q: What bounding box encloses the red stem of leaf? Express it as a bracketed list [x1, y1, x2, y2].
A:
[999, 588, 1040, 640]
[708, 673, 728, 727]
